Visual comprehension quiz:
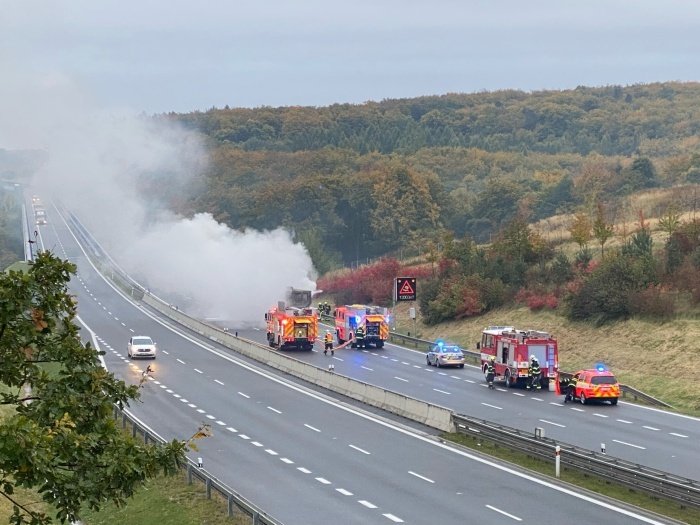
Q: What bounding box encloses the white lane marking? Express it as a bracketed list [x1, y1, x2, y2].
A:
[332, 356, 343, 361]
[413, 365, 421, 368]
[481, 403, 502, 410]
[616, 419, 633, 424]
[425, 369, 434, 373]
[349, 444, 370, 455]
[188, 403, 197, 408]
[173, 394, 181, 398]
[176, 358, 185, 364]
[121, 322, 126, 327]
[251, 441, 263, 447]
[539, 419, 566, 428]
[670, 432, 689, 438]
[206, 415, 216, 420]
[450, 375, 460, 379]
[381, 356, 388, 359]
[358, 500, 377, 509]
[394, 376, 408, 382]
[371, 352, 378, 356]
[107, 311, 112, 315]
[465, 379, 475, 384]
[401, 361, 410, 365]
[433, 388, 451, 395]
[129, 328, 134, 333]
[239, 434, 250, 440]
[336, 488, 353, 496]
[511, 392, 524, 397]
[180, 398, 188, 403]
[267, 406, 282, 414]
[438, 372, 447, 376]
[643, 425, 660, 431]
[361, 366, 374, 371]
[550, 402, 562, 406]
[196, 409, 205, 413]
[226, 427, 237, 433]
[265, 449, 278, 456]
[315, 477, 331, 485]
[153, 380, 161, 385]
[391, 358, 398, 362]
[214, 379, 224, 385]
[497, 387, 508, 392]
[238, 392, 250, 398]
[304, 424, 321, 433]
[165, 389, 173, 393]
[593, 413, 608, 418]
[408, 471, 434, 483]
[194, 368, 203, 374]
[216, 420, 226, 426]
[569, 407, 585, 412]
[531, 397, 543, 401]
[486, 504, 522, 521]
[114, 317, 119, 321]
[297, 467, 311, 474]
[612, 439, 646, 449]
[280, 457, 294, 464]
[383, 514, 404, 523]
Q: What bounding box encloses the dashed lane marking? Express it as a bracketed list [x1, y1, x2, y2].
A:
[539, 419, 565, 428]
[394, 377, 408, 382]
[408, 471, 434, 483]
[315, 477, 331, 485]
[238, 392, 250, 398]
[670, 432, 689, 438]
[616, 419, 633, 424]
[194, 368, 203, 374]
[481, 403, 502, 410]
[297, 467, 311, 474]
[267, 406, 282, 414]
[361, 366, 374, 371]
[280, 458, 294, 464]
[612, 439, 646, 449]
[486, 505, 522, 521]
[304, 424, 321, 432]
[433, 388, 451, 395]
[358, 500, 377, 509]
[214, 379, 224, 385]
[643, 425, 660, 431]
[349, 444, 370, 455]
[383, 514, 404, 523]
[176, 358, 185, 364]
[336, 488, 353, 496]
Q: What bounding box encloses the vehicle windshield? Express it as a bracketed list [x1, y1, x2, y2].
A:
[591, 375, 617, 385]
[133, 337, 154, 345]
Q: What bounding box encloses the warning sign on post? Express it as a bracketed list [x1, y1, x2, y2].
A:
[395, 277, 417, 302]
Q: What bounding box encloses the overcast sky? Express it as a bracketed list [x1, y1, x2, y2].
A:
[2, 0, 700, 115]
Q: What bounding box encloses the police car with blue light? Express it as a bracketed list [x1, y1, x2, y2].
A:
[426, 340, 465, 368]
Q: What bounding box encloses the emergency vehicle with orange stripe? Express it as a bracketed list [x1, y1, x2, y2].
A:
[265, 304, 318, 351]
[567, 367, 620, 405]
[478, 326, 558, 389]
[335, 304, 390, 349]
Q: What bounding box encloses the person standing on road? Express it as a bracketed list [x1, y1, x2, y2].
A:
[486, 356, 496, 389]
[564, 373, 578, 403]
[354, 325, 365, 349]
[323, 330, 334, 356]
[528, 355, 541, 390]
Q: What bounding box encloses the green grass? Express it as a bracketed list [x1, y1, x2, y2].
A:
[444, 432, 700, 525]
[78, 473, 249, 525]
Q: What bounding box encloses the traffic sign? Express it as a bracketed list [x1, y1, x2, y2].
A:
[395, 277, 417, 302]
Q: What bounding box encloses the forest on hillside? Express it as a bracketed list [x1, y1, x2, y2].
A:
[165, 82, 700, 274]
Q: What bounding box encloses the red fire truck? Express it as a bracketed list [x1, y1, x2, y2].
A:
[478, 326, 558, 389]
[265, 305, 318, 351]
[334, 304, 390, 349]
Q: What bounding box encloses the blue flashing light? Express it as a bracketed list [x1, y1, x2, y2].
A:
[595, 362, 607, 372]
[354, 315, 362, 324]
[436, 339, 445, 347]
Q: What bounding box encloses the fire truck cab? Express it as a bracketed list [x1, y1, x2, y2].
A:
[478, 326, 558, 389]
[265, 304, 318, 351]
[335, 304, 390, 349]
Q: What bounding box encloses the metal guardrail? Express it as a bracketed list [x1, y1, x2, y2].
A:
[453, 413, 700, 509]
[114, 406, 284, 525]
[384, 330, 672, 408]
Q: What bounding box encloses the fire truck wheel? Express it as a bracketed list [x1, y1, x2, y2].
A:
[459, 364, 464, 368]
[610, 398, 618, 405]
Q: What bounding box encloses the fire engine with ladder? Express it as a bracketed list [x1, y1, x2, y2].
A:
[478, 326, 558, 389]
[265, 289, 318, 351]
[334, 304, 390, 349]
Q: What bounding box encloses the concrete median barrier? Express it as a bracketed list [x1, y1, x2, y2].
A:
[140, 293, 455, 432]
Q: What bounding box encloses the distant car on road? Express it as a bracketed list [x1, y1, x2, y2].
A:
[570, 367, 620, 405]
[127, 336, 157, 359]
[426, 342, 465, 368]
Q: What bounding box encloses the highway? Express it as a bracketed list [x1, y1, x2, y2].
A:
[28, 200, 681, 524]
[237, 325, 700, 481]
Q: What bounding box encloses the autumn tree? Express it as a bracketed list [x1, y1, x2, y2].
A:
[592, 203, 615, 258]
[569, 211, 592, 250]
[0, 252, 190, 525]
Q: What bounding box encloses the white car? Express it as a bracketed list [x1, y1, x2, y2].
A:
[127, 336, 157, 359]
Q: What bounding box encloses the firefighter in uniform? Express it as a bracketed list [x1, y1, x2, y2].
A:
[323, 330, 334, 356]
[528, 355, 541, 390]
[564, 373, 578, 403]
[354, 325, 365, 349]
[486, 356, 496, 389]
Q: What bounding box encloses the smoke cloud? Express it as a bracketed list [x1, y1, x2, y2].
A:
[0, 70, 316, 325]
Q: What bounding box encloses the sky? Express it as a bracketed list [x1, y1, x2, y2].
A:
[2, 0, 700, 115]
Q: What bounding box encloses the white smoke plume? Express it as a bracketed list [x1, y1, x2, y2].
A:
[0, 71, 316, 325]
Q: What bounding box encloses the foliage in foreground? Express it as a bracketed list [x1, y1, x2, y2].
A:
[0, 252, 188, 525]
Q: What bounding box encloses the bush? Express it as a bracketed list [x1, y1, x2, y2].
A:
[628, 285, 675, 320]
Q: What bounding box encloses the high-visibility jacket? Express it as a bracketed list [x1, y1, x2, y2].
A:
[486, 362, 495, 374]
[355, 326, 365, 339]
[567, 375, 578, 387]
[324, 332, 333, 343]
[529, 361, 541, 376]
